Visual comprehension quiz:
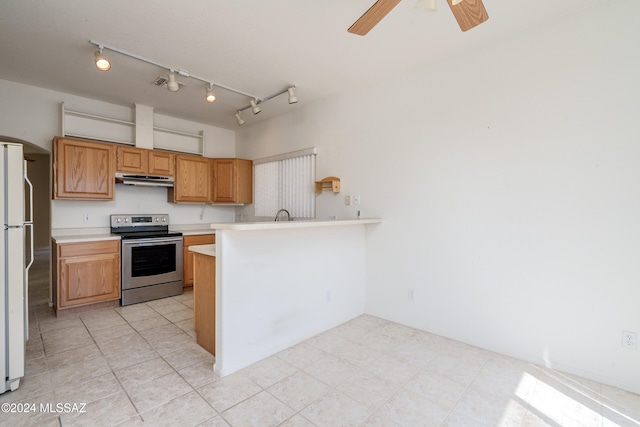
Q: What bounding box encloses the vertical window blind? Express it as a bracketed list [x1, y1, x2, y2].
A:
[254, 147, 317, 218]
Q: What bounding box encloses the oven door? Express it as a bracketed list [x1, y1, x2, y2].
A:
[121, 236, 183, 290]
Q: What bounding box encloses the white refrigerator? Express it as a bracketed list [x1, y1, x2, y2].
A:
[1, 142, 33, 394]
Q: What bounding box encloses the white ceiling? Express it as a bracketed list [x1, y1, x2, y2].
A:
[0, 0, 599, 130]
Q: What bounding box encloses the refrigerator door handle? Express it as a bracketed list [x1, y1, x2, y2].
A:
[24, 160, 34, 224]
[24, 222, 33, 341]
[24, 160, 34, 341]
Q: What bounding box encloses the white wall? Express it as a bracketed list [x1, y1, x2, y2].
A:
[0, 79, 238, 229]
[51, 186, 235, 230]
[237, 3, 640, 394]
[215, 225, 367, 376]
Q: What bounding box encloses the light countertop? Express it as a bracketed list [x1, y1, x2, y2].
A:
[51, 234, 120, 244]
[179, 229, 217, 236]
[189, 244, 216, 257]
[209, 218, 381, 231]
[51, 224, 215, 244]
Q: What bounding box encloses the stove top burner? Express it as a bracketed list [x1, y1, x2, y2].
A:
[110, 214, 181, 239]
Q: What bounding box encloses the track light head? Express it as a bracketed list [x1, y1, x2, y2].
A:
[235, 111, 245, 126]
[205, 84, 216, 103]
[287, 87, 298, 104]
[167, 72, 180, 92]
[250, 99, 261, 115]
[94, 48, 111, 71]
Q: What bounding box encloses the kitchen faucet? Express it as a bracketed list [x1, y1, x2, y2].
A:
[274, 209, 292, 222]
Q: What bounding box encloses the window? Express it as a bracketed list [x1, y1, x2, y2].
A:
[254, 148, 317, 218]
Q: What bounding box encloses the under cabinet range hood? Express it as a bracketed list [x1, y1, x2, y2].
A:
[115, 173, 174, 187]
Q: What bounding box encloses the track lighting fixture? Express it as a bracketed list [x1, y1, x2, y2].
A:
[287, 87, 298, 104]
[89, 41, 299, 126]
[234, 85, 298, 126]
[250, 99, 261, 115]
[205, 84, 216, 103]
[94, 47, 111, 71]
[235, 112, 245, 126]
[167, 72, 179, 92]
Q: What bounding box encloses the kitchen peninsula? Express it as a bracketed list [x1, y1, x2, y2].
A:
[192, 218, 380, 377]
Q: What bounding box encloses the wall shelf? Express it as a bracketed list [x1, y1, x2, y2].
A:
[153, 126, 204, 156]
[315, 176, 340, 194]
[60, 102, 204, 155]
[61, 103, 135, 145]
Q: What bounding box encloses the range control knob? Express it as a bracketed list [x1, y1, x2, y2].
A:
[124, 218, 129, 223]
[116, 218, 121, 223]
[161, 217, 167, 222]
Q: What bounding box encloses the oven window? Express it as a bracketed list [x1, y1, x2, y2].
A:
[131, 244, 177, 277]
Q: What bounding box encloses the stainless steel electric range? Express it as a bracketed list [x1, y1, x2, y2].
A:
[110, 214, 183, 306]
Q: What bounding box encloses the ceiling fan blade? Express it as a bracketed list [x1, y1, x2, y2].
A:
[447, 0, 489, 32]
[348, 0, 402, 36]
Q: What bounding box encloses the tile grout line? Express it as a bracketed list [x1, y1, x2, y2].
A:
[55, 297, 205, 425]
[83, 308, 148, 423]
[111, 299, 205, 423]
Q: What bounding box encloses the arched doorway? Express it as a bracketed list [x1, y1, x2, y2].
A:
[1, 136, 51, 307]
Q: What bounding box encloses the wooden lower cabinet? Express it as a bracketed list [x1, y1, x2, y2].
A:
[193, 252, 215, 356]
[183, 234, 215, 287]
[53, 240, 121, 316]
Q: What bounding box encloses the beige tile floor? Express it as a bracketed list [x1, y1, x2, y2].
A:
[2, 291, 639, 427]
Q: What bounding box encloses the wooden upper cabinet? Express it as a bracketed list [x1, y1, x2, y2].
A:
[116, 146, 148, 174]
[53, 137, 115, 200]
[149, 151, 175, 176]
[212, 158, 253, 204]
[168, 154, 212, 203]
[116, 146, 175, 176]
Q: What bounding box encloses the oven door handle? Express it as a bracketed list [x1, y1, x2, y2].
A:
[122, 237, 183, 246]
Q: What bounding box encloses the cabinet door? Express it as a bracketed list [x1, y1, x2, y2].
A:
[212, 159, 236, 203]
[212, 158, 253, 204]
[116, 146, 148, 174]
[183, 234, 215, 287]
[148, 151, 175, 176]
[194, 252, 215, 356]
[59, 253, 120, 308]
[56, 240, 121, 309]
[53, 137, 115, 200]
[171, 155, 211, 203]
[235, 159, 253, 204]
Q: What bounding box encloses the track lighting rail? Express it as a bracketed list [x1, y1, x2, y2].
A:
[89, 40, 299, 126]
[89, 40, 259, 100]
[236, 85, 297, 113]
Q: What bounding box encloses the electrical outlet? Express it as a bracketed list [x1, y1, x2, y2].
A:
[408, 288, 415, 301]
[354, 195, 361, 205]
[622, 330, 637, 350]
[83, 213, 90, 223]
[344, 195, 351, 205]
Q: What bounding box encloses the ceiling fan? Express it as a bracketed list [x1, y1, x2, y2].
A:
[348, 0, 489, 35]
